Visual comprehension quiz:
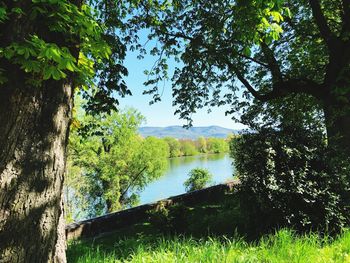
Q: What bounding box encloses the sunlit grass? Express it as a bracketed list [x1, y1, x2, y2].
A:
[67, 229, 350, 263]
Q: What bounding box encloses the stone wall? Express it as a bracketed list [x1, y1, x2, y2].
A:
[65, 181, 238, 240]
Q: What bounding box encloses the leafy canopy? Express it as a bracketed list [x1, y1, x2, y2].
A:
[66, 106, 169, 218]
[126, 0, 350, 129]
[2, 0, 349, 124]
[0, 0, 131, 114]
[126, 0, 291, 124]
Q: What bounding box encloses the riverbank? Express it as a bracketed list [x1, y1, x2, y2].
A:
[66, 182, 238, 240]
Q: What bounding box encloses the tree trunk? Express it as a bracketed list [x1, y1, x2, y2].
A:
[106, 199, 113, 213]
[0, 0, 82, 261]
[323, 96, 350, 154]
[0, 77, 73, 262]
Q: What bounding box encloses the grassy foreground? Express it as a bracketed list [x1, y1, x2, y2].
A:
[67, 190, 350, 262]
[68, 229, 350, 263]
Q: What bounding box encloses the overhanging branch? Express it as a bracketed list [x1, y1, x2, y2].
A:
[161, 31, 270, 69]
[226, 60, 323, 102]
[226, 62, 266, 100]
[260, 42, 283, 83]
[309, 0, 335, 48]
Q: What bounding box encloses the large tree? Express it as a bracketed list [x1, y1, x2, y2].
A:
[130, 0, 350, 154]
[66, 108, 168, 218]
[0, 1, 129, 262]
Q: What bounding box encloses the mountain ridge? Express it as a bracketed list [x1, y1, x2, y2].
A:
[138, 125, 239, 139]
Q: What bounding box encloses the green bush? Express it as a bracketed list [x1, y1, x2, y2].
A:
[147, 203, 189, 233]
[230, 127, 350, 235]
[184, 168, 213, 192]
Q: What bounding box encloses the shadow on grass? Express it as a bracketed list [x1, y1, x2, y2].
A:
[67, 189, 307, 262]
[67, 191, 247, 262]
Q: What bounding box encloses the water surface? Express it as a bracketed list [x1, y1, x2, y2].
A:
[138, 153, 234, 205]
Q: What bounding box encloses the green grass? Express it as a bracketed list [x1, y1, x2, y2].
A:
[67, 190, 350, 262]
[67, 229, 350, 263]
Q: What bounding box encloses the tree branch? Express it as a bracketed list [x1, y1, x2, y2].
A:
[268, 79, 325, 100]
[213, 47, 269, 68]
[120, 166, 147, 201]
[161, 31, 194, 41]
[226, 62, 266, 100]
[162, 31, 269, 68]
[236, 52, 269, 68]
[226, 60, 324, 101]
[309, 0, 335, 47]
[260, 42, 283, 83]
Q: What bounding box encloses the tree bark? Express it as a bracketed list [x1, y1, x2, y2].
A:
[323, 42, 350, 154]
[323, 97, 350, 154]
[0, 76, 73, 262]
[0, 1, 81, 261]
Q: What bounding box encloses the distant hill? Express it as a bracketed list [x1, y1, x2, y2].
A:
[138, 125, 239, 139]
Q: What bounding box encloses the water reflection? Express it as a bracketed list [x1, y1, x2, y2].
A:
[138, 153, 234, 205]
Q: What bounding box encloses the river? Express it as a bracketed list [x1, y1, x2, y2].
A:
[138, 153, 234, 205]
[68, 153, 234, 221]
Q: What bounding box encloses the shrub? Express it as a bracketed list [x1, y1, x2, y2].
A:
[184, 168, 213, 192]
[148, 203, 189, 233]
[230, 127, 350, 235]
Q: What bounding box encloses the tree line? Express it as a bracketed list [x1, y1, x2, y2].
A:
[163, 136, 230, 157]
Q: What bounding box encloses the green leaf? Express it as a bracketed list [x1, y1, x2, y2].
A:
[284, 7, 292, 18]
[52, 69, 61, 80]
[270, 11, 283, 22]
[243, 47, 252, 57]
[50, 47, 62, 62]
[0, 7, 7, 22]
[261, 17, 270, 27]
[43, 67, 52, 80]
[11, 7, 24, 15]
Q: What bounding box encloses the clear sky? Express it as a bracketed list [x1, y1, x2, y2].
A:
[118, 38, 246, 130]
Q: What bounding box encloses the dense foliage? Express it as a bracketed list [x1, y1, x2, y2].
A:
[66, 107, 168, 219]
[0, 0, 132, 113]
[184, 168, 213, 192]
[230, 127, 350, 234]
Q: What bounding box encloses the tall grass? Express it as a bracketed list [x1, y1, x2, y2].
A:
[68, 229, 350, 263]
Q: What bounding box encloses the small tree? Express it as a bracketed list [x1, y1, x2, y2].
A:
[184, 168, 212, 192]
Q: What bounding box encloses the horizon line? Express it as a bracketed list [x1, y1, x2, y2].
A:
[139, 125, 242, 130]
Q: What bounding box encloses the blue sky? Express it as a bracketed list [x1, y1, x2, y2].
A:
[118, 41, 246, 130]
